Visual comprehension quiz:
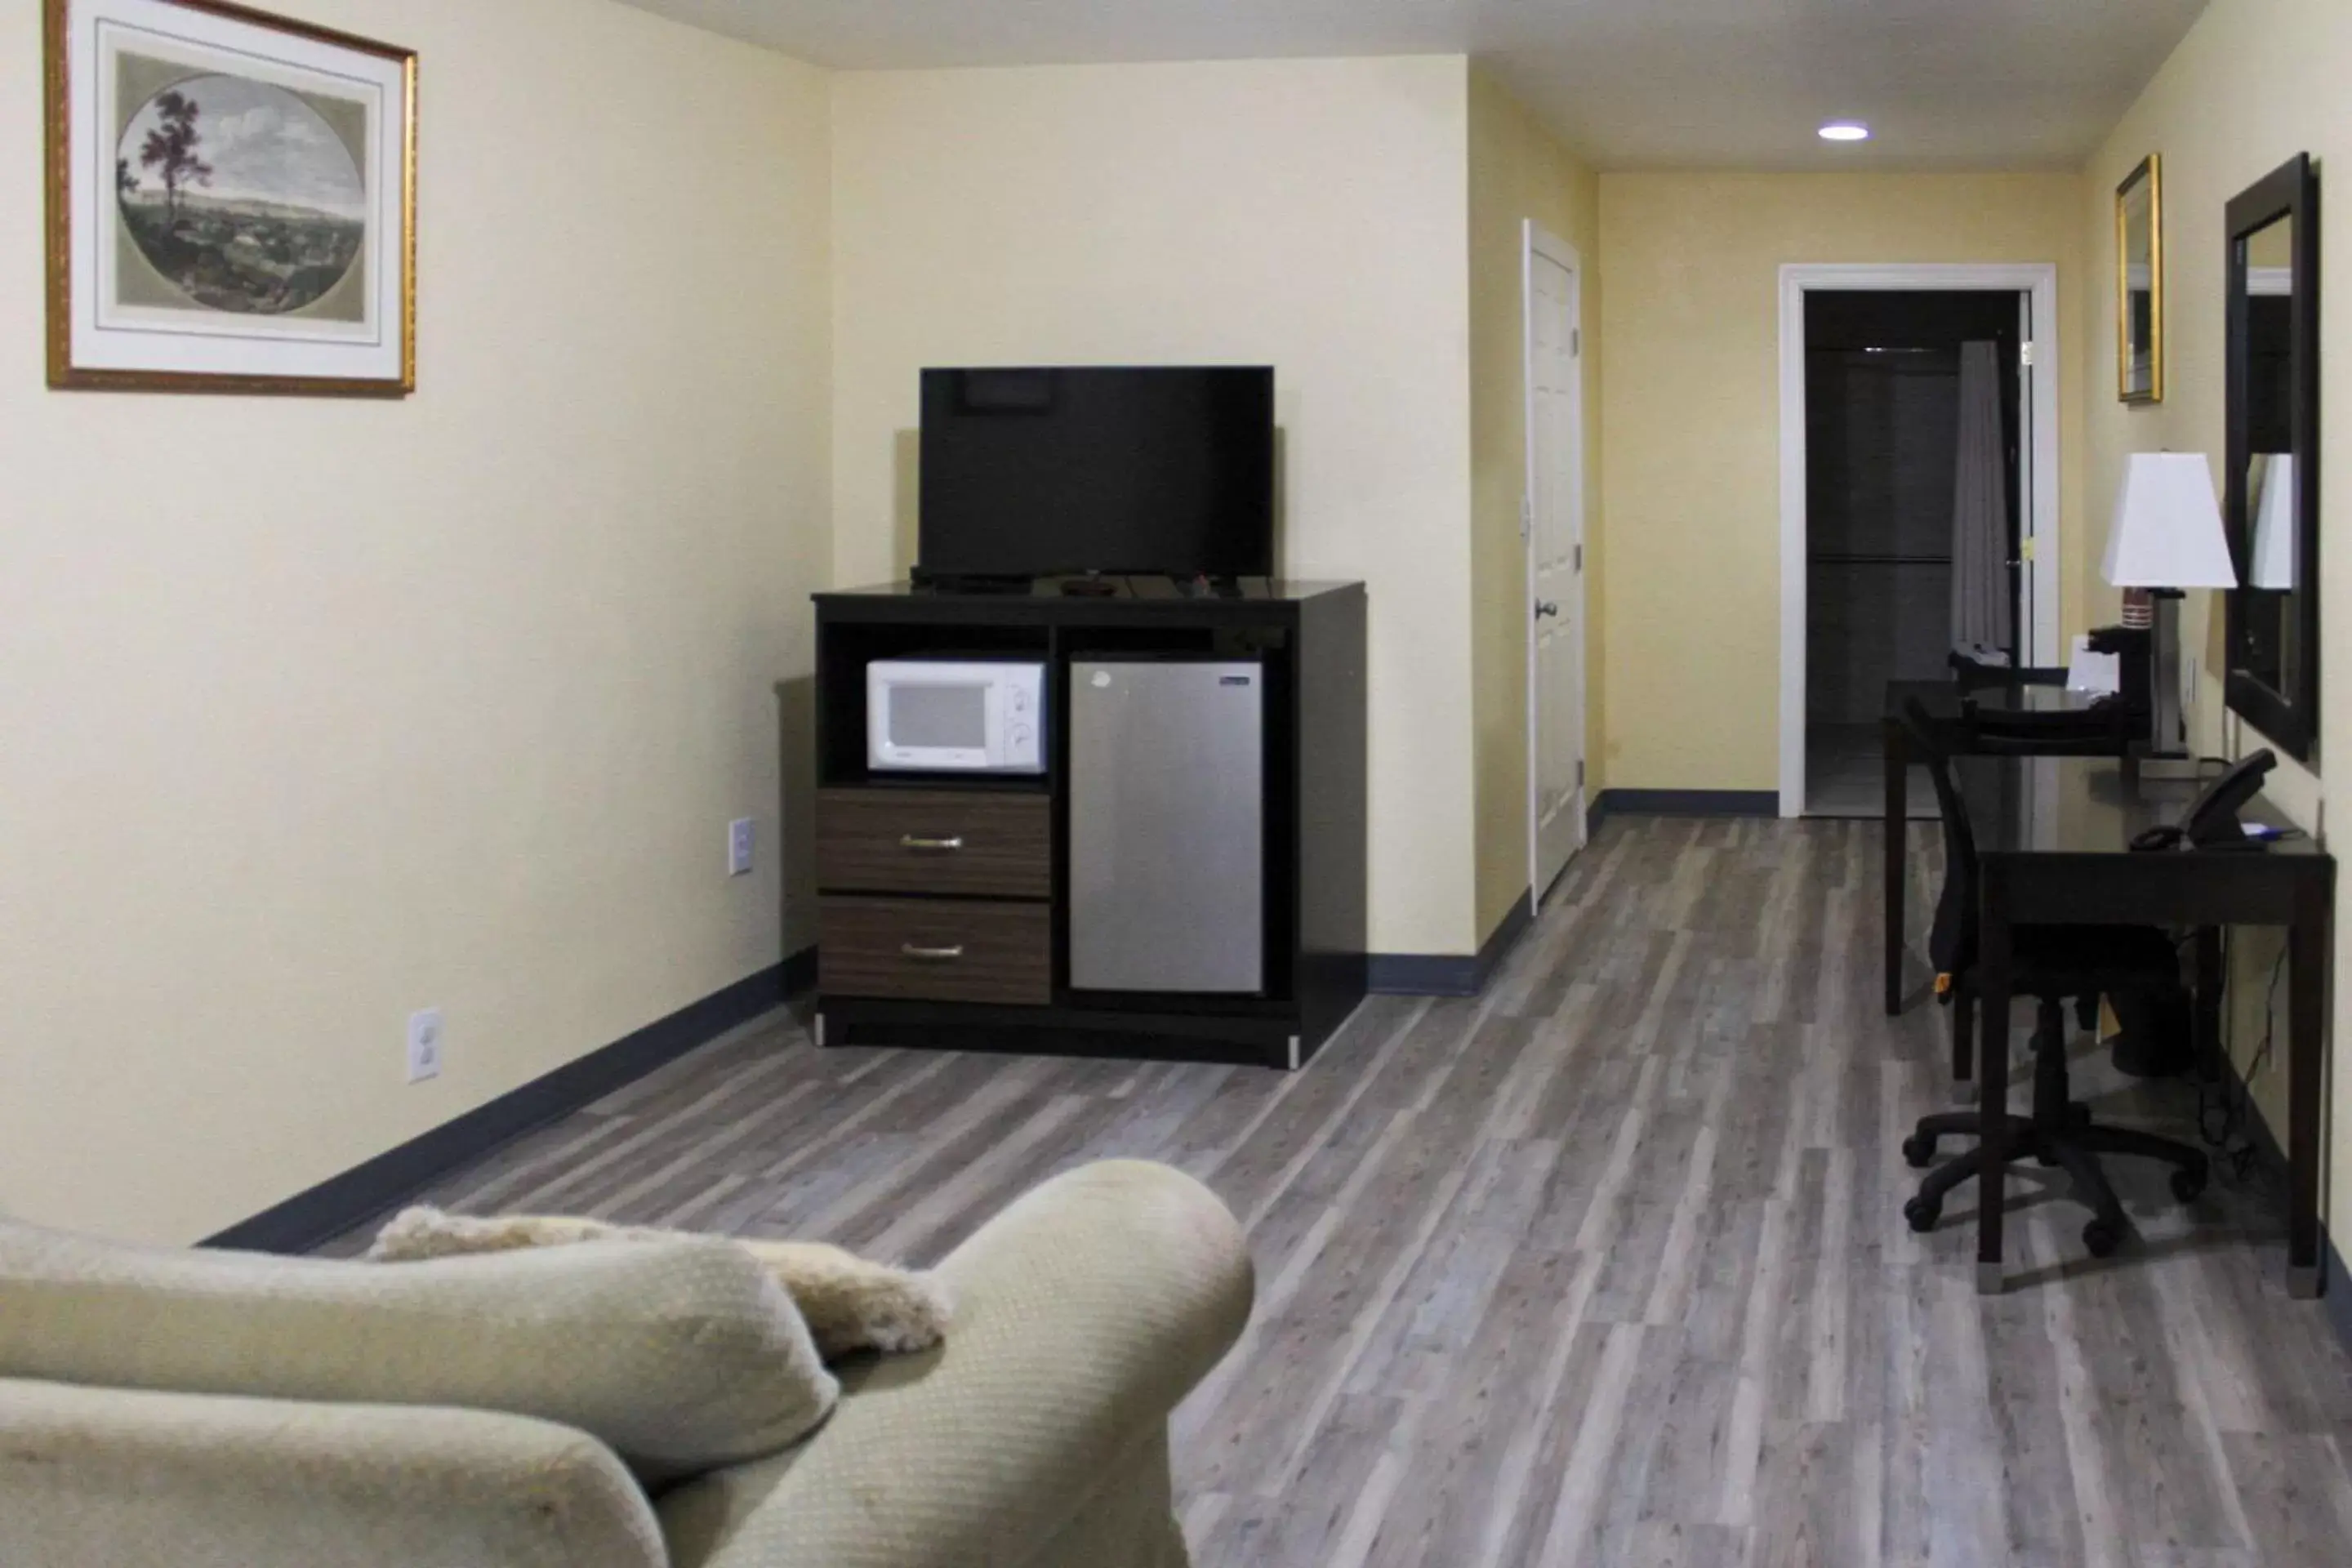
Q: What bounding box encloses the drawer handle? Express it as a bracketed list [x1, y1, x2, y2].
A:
[901, 942, 966, 963]
[899, 835, 965, 853]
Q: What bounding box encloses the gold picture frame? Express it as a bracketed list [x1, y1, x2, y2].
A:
[44, 0, 416, 395]
[2116, 154, 2163, 403]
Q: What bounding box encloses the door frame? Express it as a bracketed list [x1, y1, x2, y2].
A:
[1775, 261, 2062, 817]
[1525, 220, 1588, 905]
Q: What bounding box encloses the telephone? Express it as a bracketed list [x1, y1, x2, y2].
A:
[2130, 749, 2278, 851]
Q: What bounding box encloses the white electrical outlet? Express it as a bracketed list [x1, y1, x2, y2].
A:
[728, 817, 755, 877]
[407, 1009, 444, 1084]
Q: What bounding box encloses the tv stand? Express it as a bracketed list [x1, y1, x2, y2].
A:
[808, 578, 1367, 1070]
[904, 571, 1036, 595]
[903, 572, 1253, 600]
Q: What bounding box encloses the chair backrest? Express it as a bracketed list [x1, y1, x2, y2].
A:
[1899, 697, 1977, 981]
[1958, 697, 2130, 756]
[1949, 650, 2069, 692]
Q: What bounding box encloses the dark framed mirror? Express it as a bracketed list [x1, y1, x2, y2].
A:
[2225, 153, 2321, 761]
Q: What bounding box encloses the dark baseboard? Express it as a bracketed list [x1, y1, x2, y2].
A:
[781, 942, 817, 998]
[2247, 1119, 2352, 1355]
[2200, 1046, 2346, 1353]
[1589, 789, 1779, 835]
[205, 949, 815, 1255]
[1368, 890, 1534, 998]
[2328, 1233, 2352, 1361]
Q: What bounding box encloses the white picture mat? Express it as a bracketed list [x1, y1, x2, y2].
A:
[95, 18, 384, 345]
[64, 0, 408, 381]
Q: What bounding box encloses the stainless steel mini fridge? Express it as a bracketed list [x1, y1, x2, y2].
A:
[1070, 658, 1264, 993]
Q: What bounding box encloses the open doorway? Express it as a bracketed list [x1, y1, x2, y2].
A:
[1776, 262, 2060, 817]
[1803, 291, 2022, 815]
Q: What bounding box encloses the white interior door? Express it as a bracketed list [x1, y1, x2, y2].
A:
[2015, 291, 2038, 657]
[1527, 229, 1587, 903]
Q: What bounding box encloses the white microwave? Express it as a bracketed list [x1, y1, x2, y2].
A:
[867, 659, 1047, 774]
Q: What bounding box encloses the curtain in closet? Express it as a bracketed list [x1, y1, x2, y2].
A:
[1949, 341, 2011, 661]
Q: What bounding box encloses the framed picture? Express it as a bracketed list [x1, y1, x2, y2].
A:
[43, 0, 415, 395]
[2116, 154, 2163, 403]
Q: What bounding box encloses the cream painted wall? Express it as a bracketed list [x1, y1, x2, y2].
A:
[0, 0, 832, 1243]
[1468, 69, 1603, 938]
[2081, 0, 2352, 1223]
[831, 57, 1481, 956]
[1597, 174, 2088, 791]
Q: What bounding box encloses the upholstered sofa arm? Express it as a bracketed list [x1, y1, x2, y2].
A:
[657, 1160, 1254, 1568]
[0, 1376, 667, 1568]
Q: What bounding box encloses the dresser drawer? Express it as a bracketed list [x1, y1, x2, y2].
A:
[820, 897, 1052, 1006]
[817, 789, 1052, 898]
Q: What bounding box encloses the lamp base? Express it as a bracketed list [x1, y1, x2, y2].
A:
[2148, 590, 2187, 759]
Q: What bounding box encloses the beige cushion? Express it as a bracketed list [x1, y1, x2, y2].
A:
[0, 1218, 835, 1478]
[0, 1376, 669, 1568]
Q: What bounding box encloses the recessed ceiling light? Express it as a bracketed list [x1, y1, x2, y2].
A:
[1819, 122, 1871, 142]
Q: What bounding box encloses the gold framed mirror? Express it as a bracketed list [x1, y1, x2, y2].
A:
[2117, 154, 2163, 403]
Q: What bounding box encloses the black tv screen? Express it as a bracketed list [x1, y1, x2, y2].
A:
[918, 367, 1275, 579]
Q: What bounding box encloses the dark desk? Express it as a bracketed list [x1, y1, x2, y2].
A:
[1953, 755, 2332, 1297]
[1882, 679, 2123, 1015]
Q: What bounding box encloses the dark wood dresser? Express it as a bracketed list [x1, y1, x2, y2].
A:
[807, 577, 1366, 1070]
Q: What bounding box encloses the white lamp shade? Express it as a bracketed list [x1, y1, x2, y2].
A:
[2251, 453, 2297, 590]
[2100, 452, 2238, 589]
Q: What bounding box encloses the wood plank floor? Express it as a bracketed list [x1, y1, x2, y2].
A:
[327, 817, 2352, 1566]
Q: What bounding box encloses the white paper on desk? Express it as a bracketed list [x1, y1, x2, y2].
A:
[2066, 633, 2121, 697]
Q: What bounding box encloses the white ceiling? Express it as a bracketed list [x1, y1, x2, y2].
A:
[612, 0, 2210, 169]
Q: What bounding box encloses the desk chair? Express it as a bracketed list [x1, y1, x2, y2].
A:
[1949, 648, 2154, 746]
[1957, 697, 2135, 758]
[1948, 649, 2067, 691]
[1897, 699, 2209, 1258]
[1943, 698, 2138, 1066]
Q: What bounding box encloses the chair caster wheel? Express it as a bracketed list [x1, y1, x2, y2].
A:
[1904, 1196, 1940, 1233]
[2170, 1165, 2208, 1204]
[2082, 1218, 2123, 1258]
[1901, 1134, 1936, 1169]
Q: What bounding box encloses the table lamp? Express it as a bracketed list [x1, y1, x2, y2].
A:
[2100, 452, 2238, 765]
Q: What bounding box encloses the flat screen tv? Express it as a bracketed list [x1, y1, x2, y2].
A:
[918, 367, 1275, 580]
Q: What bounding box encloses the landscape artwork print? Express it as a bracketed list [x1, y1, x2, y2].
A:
[114, 65, 368, 318]
[47, 0, 416, 394]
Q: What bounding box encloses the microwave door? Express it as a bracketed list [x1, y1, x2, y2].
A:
[907, 682, 986, 768]
[873, 677, 989, 769]
[866, 660, 1046, 773]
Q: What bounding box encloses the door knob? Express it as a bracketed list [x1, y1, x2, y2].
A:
[1535, 600, 1561, 618]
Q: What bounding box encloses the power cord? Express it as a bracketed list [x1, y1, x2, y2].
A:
[2196, 933, 2286, 1180]
[2189, 717, 2277, 1179]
